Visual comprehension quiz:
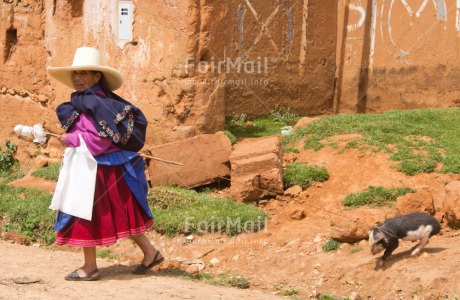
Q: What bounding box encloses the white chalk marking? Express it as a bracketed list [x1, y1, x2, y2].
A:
[347, 4, 366, 31]
[399, 0, 414, 16]
[369, 0, 377, 70]
[388, 0, 397, 48]
[457, 0, 460, 31]
[416, 0, 430, 17]
[299, 0, 309, 77]
[243, 0, 280, 60]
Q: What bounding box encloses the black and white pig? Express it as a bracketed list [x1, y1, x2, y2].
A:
[368, 212, 441, 267]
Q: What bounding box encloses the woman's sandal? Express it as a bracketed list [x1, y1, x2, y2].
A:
[65, 268, 100, 281]
[133, 251, 165, 275]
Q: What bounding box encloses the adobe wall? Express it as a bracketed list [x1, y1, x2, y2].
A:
[336, 0, 460, 113]
[198, 0, 338, 118]
[0, 0, 337, 170]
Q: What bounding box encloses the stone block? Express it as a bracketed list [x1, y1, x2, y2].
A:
[230, 137, 283, 202]
[443, 181, 460, 228]
[146, 132, 232, 188]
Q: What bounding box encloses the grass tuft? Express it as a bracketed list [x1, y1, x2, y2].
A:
[31, 163, 61, 181]
[164, 270, 250, 289]
[225, 107, 301, 140]
[283, 289, 300, 296]
[222, 130, 238, 145]
[342, 186, 416, 208]
[323, 239, 341, 252]
[284, 162, 329, 190]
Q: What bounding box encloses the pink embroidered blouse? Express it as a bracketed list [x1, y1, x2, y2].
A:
[65, 113, 119, 156]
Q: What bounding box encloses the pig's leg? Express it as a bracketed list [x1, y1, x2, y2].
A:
[379, 239, 399, 267]
[411, 234, 430, 256]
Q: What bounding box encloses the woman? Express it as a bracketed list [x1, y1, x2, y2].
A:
[47, 47, 164, 281]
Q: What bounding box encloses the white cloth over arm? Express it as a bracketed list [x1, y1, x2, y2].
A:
[49, 134, 97, 221]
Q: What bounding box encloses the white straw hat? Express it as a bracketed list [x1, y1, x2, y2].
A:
[47, 47, 123, 91]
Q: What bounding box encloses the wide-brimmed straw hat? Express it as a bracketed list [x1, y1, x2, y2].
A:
[47, 47, 123, 91]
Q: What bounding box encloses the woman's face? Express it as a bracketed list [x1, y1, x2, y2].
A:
[71, 70, 101, 92]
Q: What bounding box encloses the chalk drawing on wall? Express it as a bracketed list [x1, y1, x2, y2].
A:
[369, 0, 377, 69]
[299, 0, 308, 76]
[457, 0, 460, 32]
[237, 0, 299, 64]
[347, 4, 366, 31]
[345, 43, 358, 65]
[380, 0, 450, 60]
[343, 2, 377, 69]
[236, 3, 247, 58]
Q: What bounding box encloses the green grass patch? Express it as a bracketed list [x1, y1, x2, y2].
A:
[281, 108, 460, 175]
[284, 162, 329, 189]
[31, 163, 60, 181]
[283, 148, 300, 154]
[96, 248, 120, 260]
[342, 186, 416, 208]
[164, 270, 250, 289]
[226, 116, 292, 138]
[318, 295, 351, 300]
[148, 186, 268, 237]
[0, 140, 18, 174]
[283, 289, 300, 296]
[0, 163, 25, 184]
[222, 130, 238, 145]
[322, 239, 341, 252]
[225, 106, 301, 140]
[350, 244, 363, 253]
[0, 184, 55, 244]
[209, 273, 250, 289]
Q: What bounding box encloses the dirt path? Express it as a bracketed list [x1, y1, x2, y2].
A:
[0, 240, 284, 300]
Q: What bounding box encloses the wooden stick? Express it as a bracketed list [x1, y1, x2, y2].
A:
[43, 131, 60, 137]
[139, 154, 183, 166]
[13, 127, 183, 166]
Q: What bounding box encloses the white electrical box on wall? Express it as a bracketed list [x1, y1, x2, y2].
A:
[118, 1, 132, 41]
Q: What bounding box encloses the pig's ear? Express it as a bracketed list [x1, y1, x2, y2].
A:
[371, 230, 385, 243]
[374, 234, 385, 243]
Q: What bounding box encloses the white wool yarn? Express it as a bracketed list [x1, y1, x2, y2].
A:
[15, 125, 34, 137]
[13, 124, 24, 135]
[13, 124, 47, 144]
[32, 124, 47, 144]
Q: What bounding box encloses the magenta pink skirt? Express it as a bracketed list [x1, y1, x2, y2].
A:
[56, 165, 153, 247]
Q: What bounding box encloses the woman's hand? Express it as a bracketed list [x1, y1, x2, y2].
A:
[57, 134, 67, 143]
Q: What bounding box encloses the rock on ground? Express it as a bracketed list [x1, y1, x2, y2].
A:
[443, 181, 460, 228]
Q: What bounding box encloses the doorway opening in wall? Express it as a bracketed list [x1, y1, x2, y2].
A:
[3, 28, 17, 63]
[68, 0, 84, 17]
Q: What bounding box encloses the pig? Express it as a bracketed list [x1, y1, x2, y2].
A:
[368, 212, 441, 267]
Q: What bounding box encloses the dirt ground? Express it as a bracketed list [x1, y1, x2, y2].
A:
[3, 134, 460, 299]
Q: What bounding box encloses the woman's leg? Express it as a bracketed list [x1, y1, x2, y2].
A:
[131, 233, 163, 266]
[76, 247, 98, 276]
[65, 247, 99, 279]
[82, 247, 98, 272]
